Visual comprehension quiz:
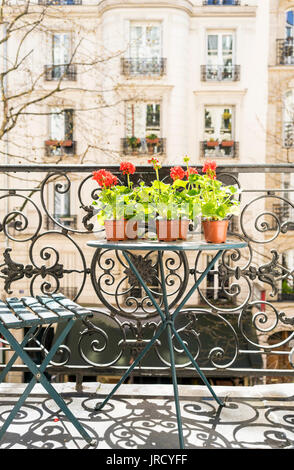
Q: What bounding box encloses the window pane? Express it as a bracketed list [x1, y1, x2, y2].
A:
[207, 35, 218, 66]
[146, 26, 161, 58]
[126, 102, 160, 137]
[50, 108, 65, 140]
[204, 106, 233, 140]
[126, 103, 147, 137]
[222, 35, 232, 52]
[130, 24, 161, 58]
[130, 26, 143, 57]
[53, 33, 71, 65]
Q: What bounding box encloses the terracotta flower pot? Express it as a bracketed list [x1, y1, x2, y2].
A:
[104, 219, 138, 241]
[125, 219, 138, 240]
[206, 141, 219, 148]
[221, 141, 234, 147]
[179, 219, 190, 240]
[104, 220, 126, 241]
[202, 219, 229, 244]
[156, 219, 189, 241]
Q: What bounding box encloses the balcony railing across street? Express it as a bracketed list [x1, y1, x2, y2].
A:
[44, 64, 77, 81]
[200, 140, 239, 158]
[277, 38, 294, 65]
[201, 65, 240, 81]
[203, 0, 241, 5]
[122, 137, 166, 155]
[0, 163, 293, 388]
[121, 58, 167, 77]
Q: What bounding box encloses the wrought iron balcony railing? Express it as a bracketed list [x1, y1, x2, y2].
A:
[276, 38, 294, 65]
[45, 140, 76, 156]
[200, 140, 239, 158]
[203, 0, 240, 5]
[283, 122, 294, 148]
[44, 64, 77, 81]
[0, 163, 294, 388]
[121, 58, 167, 77]
[122, 137, 166, 156]
[201, 65, 240, 81]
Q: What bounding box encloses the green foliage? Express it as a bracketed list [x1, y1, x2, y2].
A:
[93, 185, 139, 225]
[198, 175, 241, 221]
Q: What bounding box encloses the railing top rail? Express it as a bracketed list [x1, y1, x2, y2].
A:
[2, 163, 294, 173]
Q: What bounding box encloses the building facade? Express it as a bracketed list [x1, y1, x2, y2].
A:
[2, 1, 294, 384]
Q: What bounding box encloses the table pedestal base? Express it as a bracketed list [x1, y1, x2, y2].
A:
[93, 249, 225, 449]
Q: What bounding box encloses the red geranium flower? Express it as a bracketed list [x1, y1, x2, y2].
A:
[202, 160, 217, 180]
[202, 160, 217, 174]
[185, 168, 198, 179]
[148, 157, 162, 170]
[170, 166, 185, 181]
[92, 169, 118, 188]
[120, 161, 136, 175]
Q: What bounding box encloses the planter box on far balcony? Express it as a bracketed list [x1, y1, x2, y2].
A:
[45, 140, 76, 156]
[206, 141, 219, 147]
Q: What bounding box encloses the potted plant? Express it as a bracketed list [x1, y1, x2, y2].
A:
[92, 162, 138, 240]
[198, 160, 241, 243]
[45, 140, 73, 147]
[222, 110, 232, 129]
[127, 136, 141, 154]
[147, 157, 201, 241]
[146, 134, 159, 154]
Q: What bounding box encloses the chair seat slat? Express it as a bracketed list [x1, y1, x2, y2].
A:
[6, 298, 41, 327]
[21, 297, 60, 323]
[0, 300, 23, 328]
[36, 296, 74, 319]
[51, 293, 92, 318]
[0, 294, 91, 330]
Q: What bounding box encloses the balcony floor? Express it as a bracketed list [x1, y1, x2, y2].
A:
[0, 382, 293, 450]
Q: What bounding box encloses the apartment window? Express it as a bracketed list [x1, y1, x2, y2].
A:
[286, 10, 294, 38]
[39, 0, 82, 4]
[123, 102, 165, 155]
[202, 106, 237, 158]
[45, 32, 76, 81]
[130, 23, 161, 59]
[126, 102, 160, 137]
[283, 91, 294, 147]
[204, 0, 240, 4]
[203, 32, 238, 81]
[122, 22, 166, 76]
[45, 108, 75, 156]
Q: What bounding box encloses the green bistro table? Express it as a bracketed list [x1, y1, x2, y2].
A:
[87, 238, 247, 449]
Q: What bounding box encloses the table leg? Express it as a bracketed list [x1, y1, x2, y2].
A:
[94, 248, 225, 449]
[158, 251, 185, 449]
[171, 326, 224, 407]
[94, 322, 165, 411]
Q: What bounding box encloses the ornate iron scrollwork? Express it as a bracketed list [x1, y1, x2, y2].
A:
[0, 165, 293, 381]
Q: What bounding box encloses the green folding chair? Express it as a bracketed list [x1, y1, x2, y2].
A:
[0, 293, 96, 446]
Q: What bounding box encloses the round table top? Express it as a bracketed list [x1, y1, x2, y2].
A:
[87, 236, 247, 252]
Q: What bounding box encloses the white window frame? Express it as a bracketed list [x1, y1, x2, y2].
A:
[51, 31, 73, 66]
[129, 21, 162, 59]
[125, 100, 162, 138]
